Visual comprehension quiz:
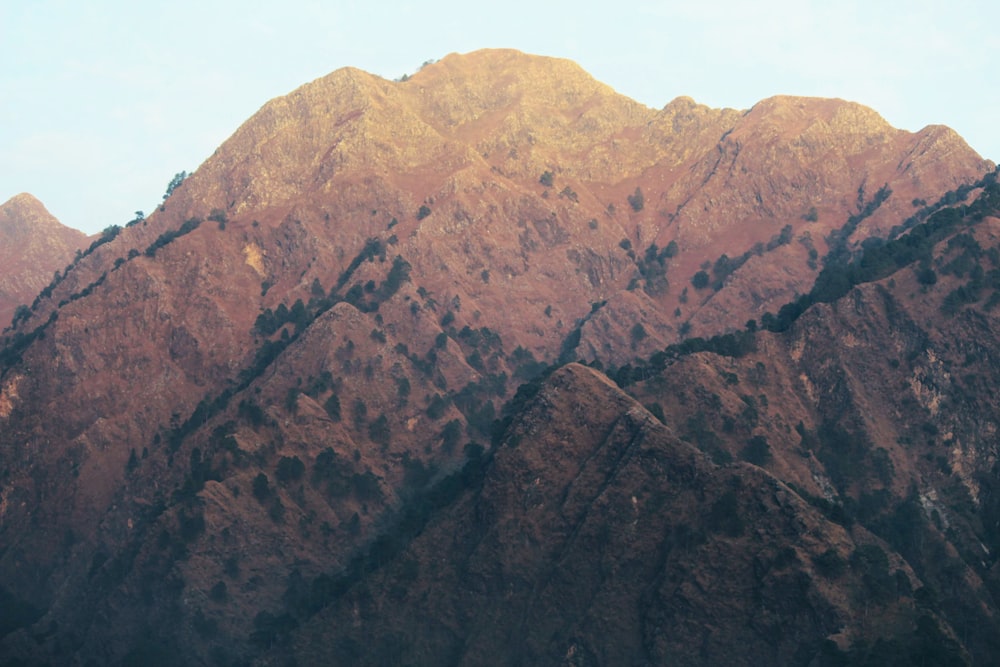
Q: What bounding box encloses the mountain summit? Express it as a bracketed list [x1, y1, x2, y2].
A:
[1, 50, 998, 665]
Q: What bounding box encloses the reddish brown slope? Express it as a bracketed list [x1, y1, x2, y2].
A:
[287, 364, 945, 666]
[0, 193, 87, 328]
[621, 202, 1000, 663]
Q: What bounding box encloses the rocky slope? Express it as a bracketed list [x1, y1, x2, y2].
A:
[287, 363, 951, 666]
[0, 49, 997, 665]
[0, 193, 87, 329]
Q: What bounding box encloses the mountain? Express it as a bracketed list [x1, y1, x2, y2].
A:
[0, 193, 87, 330]
[291, 184, 1000, 666]
[0, 49, 998, 665]
[286, 363, 941, 666]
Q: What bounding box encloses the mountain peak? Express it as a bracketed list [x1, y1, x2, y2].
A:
[0, 193, 82, 240]
[401, 48, 647, 136]
[740, 95, 891, 137]
[0, 193, 86, 328]
[1, 192, 55, 229]
[4, 192, 44, 207]
[412, 48, 602, 90]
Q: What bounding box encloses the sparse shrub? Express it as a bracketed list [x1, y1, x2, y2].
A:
[426, 393, 448, 420]
[464, 442, 484, 460]
[441, 419, 462, 453]
[351, 471, 382, 501]
[239, 400, 267, 427]
[352, 398, 368, 429]
[691, 270, 710, 289]
[210, 581, 228, 602]
[402, 454, 432, 490]
[284, 387, 299, 413]
[163, 171, 187, 200]
[268, 498, 285, 523]
[275, 456, 305, 484]
[252, 473, 270, 501]
[627, 186, 644, 212]
[369, 414, 391, 447]
[850, 543, 896, 603]
[178, 508, 206, 542]
[707, 490, 744, 537]
[645, 403, 667, 424]
[813, 549, 846, 578]
[324, 394, 341, 421]
[396, 377, 411, 403]
[630, 323, 648, 347]
[742, 435, 772, 465]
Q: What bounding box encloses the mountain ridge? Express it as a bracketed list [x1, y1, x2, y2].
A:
[0, 49, 998, 665]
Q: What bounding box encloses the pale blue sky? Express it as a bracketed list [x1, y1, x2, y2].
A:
[2, 0, 997, 234]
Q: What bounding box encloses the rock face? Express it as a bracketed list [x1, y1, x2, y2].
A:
[0, 49, 998, 665]
[0, 193, 87, 328]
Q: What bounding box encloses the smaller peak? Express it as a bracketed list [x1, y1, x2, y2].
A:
[228, 65, 391, 142]
[654, 96, 736, 132]
[659, 95, 720, 117]
[664, 95, 699, 109]
[3, 192, 46, 210]
[556, 362, 626, 391]
[911, 124, 994, 169]
[742, 95, 895, 139]
[319, 64, 383, 86]
[1, 193, 60, 226]
[1, 192, 84, 240]
[750, 95, 888, 122]
[397, 48, 630, 130]
[432, 48, 586, 72]
[749, 95, 836, 114]
[296, 65, 388, 101]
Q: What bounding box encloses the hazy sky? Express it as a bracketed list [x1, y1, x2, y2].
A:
[2, 0, 998, 234]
